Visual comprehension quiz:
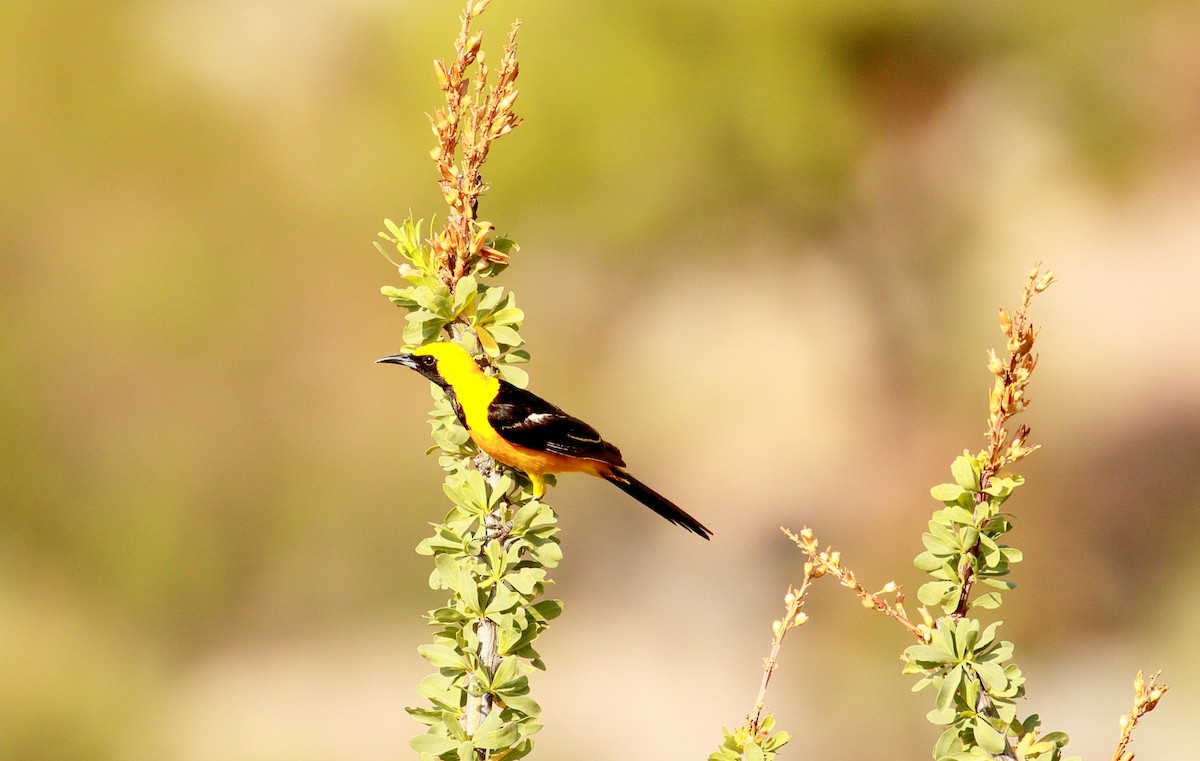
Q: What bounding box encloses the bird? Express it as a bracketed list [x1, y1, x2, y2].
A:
[377, 341, 712, 539]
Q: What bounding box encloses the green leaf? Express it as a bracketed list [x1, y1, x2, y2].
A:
[906, 644, 954, 666]
[529, 599, 564, 621]
[381, 284, 418, 308]
[763, 731, 791, 751]
[951, 456, 980, 491]
[418, 644, 468, 673]
[473, 710, 519, 751]
[936, 665, 963, 712]
[918, 580, 958, 607]
[744, 741, 766, 761]
[933, 726, 964, 759]
[452, 275, 479, 316]
[999, 546, 1024, 564]
[405, 705, 444, 727]
[497, 363, 529, 387]
[978, 534, 1002, 566]
[970, 592, 1003, 610]
[529, 538, 563, 568]
[491, 656, 522, 694]
[976, 621, 1002, 651]
[416, 673, 464, 711]
[410, 732, 459, 755]
[510, 503, 541, 535]
[486, 584, 522, 615]
[974, 661, 1008, 691]
[477, 286, 506, 313]
[931, 483, 967, 502]
[489, 307, 524, 325]
[922, 532, 957, 555]
[959, 527, 980, 552]
[981, 578, 1016, 591]
[914, 550, 948, 572]
[502, 693, 541, 716]
[926, 705, 957, 725]
[972, 717, 1007, 755]
[943, 505, 976, 525]
[382, 217, 405, 240]
[428, 605, 467, 625]
[507, 567, 546, 595]
[435, 554, 479, 604]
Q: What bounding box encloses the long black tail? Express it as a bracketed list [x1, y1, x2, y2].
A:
[602, 468, 712, 540]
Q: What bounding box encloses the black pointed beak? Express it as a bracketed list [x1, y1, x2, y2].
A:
[376, 353, 416, 368]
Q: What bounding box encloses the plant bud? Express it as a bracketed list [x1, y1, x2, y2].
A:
[1016, 329, 1035, 355]
[883, 581, 897, 594]
[987, 349, 1005, 376]
[793, 612, 808, 626]
[467, 31, 483, 55]
[771, 619, 782, 635]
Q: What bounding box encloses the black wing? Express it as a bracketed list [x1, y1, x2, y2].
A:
[488, 382, 625, 466]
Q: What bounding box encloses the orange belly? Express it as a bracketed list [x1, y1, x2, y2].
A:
[468, 426, 601, 477]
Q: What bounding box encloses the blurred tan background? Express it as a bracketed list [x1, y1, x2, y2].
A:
[3, 1, 1199, 759]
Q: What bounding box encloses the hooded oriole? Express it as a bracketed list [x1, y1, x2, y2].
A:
[378, 342, 712, 539]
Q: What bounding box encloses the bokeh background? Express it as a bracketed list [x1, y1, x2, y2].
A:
[3, 1, 1199, 759]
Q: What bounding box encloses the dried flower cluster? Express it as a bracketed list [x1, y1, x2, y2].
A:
[429, 0, 523, 283]
[1112, 670, 1169, 761]
[985, 265, 1056, 473]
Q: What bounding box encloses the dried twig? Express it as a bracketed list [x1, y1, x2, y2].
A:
[748, 580, 811, 737]
[785, 527, 926, 640]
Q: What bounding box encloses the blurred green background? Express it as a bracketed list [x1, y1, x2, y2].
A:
[3, 0, 1198, 758]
